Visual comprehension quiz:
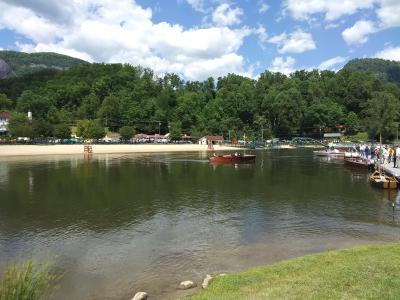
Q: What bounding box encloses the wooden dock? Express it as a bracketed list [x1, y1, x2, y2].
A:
[380, 163, 400, 179]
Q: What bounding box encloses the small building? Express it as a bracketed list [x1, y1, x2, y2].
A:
[102, 132, 121, 143]
[0, 112, 11, 134]
[323, 132, 343, 143]
[323, 133, 343, 139]
[198, 135, 224, 145]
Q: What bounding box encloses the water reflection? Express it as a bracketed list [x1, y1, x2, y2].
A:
[0, 150, 399, 299]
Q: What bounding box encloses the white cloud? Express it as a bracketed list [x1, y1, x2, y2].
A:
[342, 20, 377, 45]
[268, 29, 316, 54]
[318, 56, 348, 70]
[374, 46, 400, 61]
[254, 25, 268, 49]
[0, 0, 254, 81]
[377, 0, 400, 27]
[258, 1, 269, 14]
[269, 56, 296, 75]
[283, 0, 376, 22]
[212, 3, 243, 27]
[183, 0, 208, 13]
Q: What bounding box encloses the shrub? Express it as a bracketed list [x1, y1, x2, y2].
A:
[0, 260, 59, 300]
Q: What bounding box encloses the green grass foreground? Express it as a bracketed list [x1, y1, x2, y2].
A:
[189, 243, 400, 300]
[0, 260, 58, 300]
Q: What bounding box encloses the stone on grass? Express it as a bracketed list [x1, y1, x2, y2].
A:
[132, 291, 148, 300]
[202, 274, 213, 289]
[179, 280, 196, 290]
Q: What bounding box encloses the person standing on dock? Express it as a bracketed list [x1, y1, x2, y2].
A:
[393, 147, 397, 168]
[365, 145, 370, 159]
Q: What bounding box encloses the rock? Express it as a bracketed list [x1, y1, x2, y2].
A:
[0, 59, 12, 79]
[131, 291, 147, 300]
[179, 280, 196, 290]
[202, 274, 213, 289]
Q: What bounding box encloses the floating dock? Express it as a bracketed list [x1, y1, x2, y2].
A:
[381, 163, 400, 179]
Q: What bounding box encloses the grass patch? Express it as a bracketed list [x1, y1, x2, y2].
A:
[0, 260, 59, 300]
[345, 131, 369, 142]
[189, 243, 400, 300]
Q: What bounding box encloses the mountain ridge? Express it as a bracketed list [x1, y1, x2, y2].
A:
[342, 58, 400, 84]
[0, 50, 88, 78]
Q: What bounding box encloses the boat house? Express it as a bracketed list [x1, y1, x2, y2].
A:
[198, 135, 224, 145]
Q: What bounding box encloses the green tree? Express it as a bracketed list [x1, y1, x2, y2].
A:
[362, 92, 400, 140]
[7, 112, 33, 138]
[169, 121, 182, 140]
[344, 112, 360, 134]
[77, 120, 105, 140]
[32, 120, 53, 137]
[0, 93, 12, 110]
[98, 94, 122, 131]
[53, 123, 71, 139]
[119, 126, 135, 141]
[78, 92, 101, 119]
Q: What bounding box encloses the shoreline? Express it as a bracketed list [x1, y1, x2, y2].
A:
[0, 144, 240, 157]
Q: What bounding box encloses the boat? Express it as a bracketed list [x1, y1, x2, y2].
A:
[344, 157, 374, 169]
[208, 153, 256, 164]
[313, 148, 344, 157]
[344, 151, 360, 158]
[369, 170, 398, 189]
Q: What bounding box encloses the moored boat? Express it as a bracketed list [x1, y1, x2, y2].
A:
[208, 153, 256, 164]
[369, 170, 398, 189]
[344, 157, 374, 169]
[313, 149, 344, 157]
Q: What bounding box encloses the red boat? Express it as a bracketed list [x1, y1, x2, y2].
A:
[208, 153, 256, 164]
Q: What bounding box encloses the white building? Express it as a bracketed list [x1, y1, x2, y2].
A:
[0, 112, 10, 133]
[198, 135, 224, 145]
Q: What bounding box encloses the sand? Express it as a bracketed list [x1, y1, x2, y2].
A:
[0, 144, 239, 157]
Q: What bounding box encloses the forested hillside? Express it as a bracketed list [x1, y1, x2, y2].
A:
[343, 58, 400, 84]
[0, 58, 399, 141]
[0, 51, 87, 78]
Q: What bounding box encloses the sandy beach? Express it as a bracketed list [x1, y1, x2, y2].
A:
[0, 144, 239, 157]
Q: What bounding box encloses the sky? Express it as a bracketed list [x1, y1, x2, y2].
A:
[0, 0, 399, 81]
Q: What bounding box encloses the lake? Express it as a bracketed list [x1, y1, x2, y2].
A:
[0, 149, 399, 299]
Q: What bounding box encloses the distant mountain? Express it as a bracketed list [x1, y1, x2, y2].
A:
[0, 51, 87, 78]
[342, 58, 400, 84]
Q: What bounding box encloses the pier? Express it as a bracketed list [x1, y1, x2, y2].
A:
[380, 163, 400, 179]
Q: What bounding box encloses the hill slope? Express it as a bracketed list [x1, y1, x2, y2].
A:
[0, 51, 87, 78]
[343, 58, 400, 84]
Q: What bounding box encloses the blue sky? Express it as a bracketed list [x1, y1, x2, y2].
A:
[0, 0, 399, 80]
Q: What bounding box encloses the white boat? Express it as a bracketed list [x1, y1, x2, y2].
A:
[344, 152, 360, 158]
[313, 149, 344, 156]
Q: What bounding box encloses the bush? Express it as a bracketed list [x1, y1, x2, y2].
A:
[0, 260, 59, 300]
[53, 123, 71, 139]
[119, 126, 135, 141]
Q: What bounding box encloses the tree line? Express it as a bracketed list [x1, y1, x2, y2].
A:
[0, 61, 399, 141]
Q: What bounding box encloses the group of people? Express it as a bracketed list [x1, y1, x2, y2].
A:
[376, 145, 400, 167]
[355, 144, 400, 167]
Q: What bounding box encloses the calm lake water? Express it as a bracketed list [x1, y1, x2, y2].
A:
[0, 149, 400, 299]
